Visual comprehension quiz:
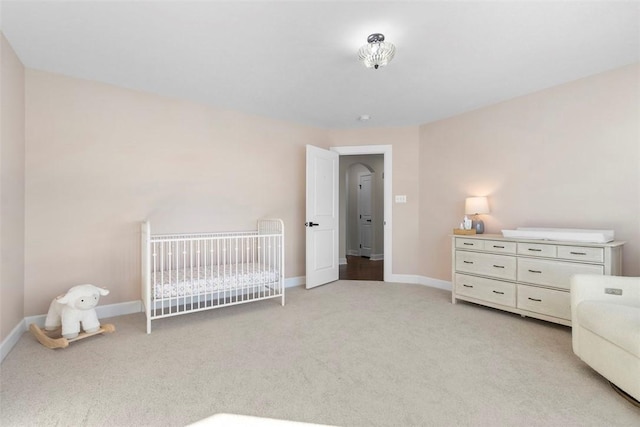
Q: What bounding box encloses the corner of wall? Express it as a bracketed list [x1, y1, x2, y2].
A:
[0, 32, 27, 344]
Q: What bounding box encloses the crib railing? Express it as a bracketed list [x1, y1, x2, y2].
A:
[141, 219, 285, 333]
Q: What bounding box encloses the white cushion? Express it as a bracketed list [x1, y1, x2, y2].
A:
[577, 300, 640, 358]
[189, 414, 330, 426]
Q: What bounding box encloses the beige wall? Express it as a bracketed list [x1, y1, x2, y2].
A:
[24, 70, 327, 316]
[15, 62, 638, 323]
[22, 70, 423, 318]
[1, 34, 26, 341]
[419, 64, 640, 280]
[328, 128, 421, 275]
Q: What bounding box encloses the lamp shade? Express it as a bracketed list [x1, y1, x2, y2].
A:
[465, 196, 490, 215]
[358, 33, 396, 69]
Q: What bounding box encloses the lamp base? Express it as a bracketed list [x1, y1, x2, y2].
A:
[472, 218, 485, 234]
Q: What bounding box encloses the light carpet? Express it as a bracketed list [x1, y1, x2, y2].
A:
[1, 281, 638, 426]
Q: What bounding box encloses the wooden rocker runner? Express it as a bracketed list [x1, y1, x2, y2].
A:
[29, 323, 115, 349]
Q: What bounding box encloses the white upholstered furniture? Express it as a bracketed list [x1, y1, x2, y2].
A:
[189, 414, 330, 426]
[451, 234, 623, 326]
[571, 274, 640, 402]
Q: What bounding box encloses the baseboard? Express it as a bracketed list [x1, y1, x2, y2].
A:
[344, 252, 383, 261]
[23, 300, 143, 330]
[285, 273, 449, 291]
[97, 300, 143, 319]
[283, 274, 449, 291]
[285, 276, 305, 288]
[0, 319, 26, 363]
[387, 274, 452, 291]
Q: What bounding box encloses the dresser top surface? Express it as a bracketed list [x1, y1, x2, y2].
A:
[451, 233, 625, 248]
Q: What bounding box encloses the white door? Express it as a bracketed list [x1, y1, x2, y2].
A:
[305, 145, 339, 289]
[358, 174, 373, 257]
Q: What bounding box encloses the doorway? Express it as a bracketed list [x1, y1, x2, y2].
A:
[339, 154, 384, 281]
[339, 157, 384, 281]
[305, 144, 392, 287]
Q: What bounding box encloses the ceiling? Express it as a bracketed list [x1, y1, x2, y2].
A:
[1, 1, 638, 129]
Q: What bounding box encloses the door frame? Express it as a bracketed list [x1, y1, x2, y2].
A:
[331, 145, 392, 282]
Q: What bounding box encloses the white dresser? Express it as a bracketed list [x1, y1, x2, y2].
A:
[451, 234, 624, 326]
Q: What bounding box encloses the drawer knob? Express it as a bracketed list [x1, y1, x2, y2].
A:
[492, 290, 505, 295]
[528, 269, 542, 274]
[463, 261, 474, 264]
[493, 245, 504, 249]
[527, 297, 542, 302]
[569, 251, 587, 255]
[463, 284, 473, 288]
[493, 265, 505, 269]
[528, 248, 542, 252]
[463, 242, 474, 245]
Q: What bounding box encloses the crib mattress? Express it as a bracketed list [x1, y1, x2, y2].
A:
[152, 263, 280, 299]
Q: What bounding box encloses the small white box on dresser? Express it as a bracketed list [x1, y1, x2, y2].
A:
[451, 234, 624, 326]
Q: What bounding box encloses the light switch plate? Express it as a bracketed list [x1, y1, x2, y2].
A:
[395, 195, 407, 203]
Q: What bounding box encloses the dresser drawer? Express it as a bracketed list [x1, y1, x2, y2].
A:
[517, 258, 603, 290]
[484, 240, 517, 254]
[455, 274, 516, 307]
[517, 285, 571, 320]
[456, 238, 484, 250]
[557, 245, 604, 263]
[456, 251, 516, 280]
[517, 242, 557, 258]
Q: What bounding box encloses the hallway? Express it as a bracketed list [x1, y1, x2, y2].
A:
[339, 256, 383, 281]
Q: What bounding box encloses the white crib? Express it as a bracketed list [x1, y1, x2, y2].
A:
[141, 219, 285, 333]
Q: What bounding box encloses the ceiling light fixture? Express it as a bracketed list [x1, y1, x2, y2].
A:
[358, 33, 396, 69]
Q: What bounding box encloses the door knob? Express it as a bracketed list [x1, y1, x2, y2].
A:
[305, 222, 319, 227]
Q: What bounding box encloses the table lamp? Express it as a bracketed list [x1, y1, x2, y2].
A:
[465, 196, 490, 234]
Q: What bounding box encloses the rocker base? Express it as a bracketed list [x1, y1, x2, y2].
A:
[29, 323, 115, 349]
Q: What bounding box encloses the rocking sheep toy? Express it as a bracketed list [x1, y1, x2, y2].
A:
[30, 284, 115, 349]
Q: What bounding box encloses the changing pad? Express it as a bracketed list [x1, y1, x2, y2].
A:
[501, 227, 614, 243]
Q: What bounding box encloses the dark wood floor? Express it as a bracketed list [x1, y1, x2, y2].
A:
[339, 255, 383, 281]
